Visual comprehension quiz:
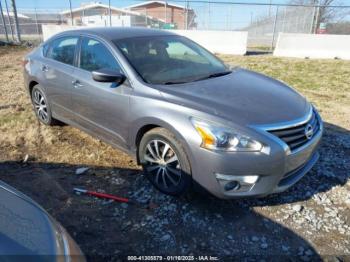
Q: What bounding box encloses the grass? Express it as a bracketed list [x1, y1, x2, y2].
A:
[0, 110, 32, 125]
[0, 46, 349, 165]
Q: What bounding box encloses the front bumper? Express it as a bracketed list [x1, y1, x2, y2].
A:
[189, 117, 323, 199]
[273, 151, 319, 193]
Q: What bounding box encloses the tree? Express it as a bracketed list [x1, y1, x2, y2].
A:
[327, 21, 350, 34]
[290, 0, 349, 31]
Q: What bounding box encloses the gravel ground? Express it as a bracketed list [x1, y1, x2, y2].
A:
[0, 46, 349, 261]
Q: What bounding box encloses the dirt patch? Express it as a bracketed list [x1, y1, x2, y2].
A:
[0, 46, 349, 260]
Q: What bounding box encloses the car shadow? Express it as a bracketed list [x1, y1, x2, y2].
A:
[245, 50, 272, 56]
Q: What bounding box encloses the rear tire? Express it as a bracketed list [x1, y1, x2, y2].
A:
[31, 85, 57, 126]
[138, 127, 192, 196]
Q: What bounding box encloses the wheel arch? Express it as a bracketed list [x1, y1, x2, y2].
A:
[131, 118, 194, 166]
[28, 80, 39, 94]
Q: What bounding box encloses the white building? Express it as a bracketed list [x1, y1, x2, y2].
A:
[60, 2, 162, 27]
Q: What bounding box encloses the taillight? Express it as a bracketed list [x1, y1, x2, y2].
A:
[22, 58, 29, 67]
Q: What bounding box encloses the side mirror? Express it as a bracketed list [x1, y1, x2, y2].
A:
[92, 69, 126, 85]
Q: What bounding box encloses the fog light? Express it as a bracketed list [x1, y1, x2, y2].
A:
[224, 181, 240, 191]
[215, 173, 259, 193]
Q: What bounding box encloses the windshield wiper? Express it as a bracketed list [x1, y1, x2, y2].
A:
[161, 70, 232, 85]
[193, 70, 232, 82]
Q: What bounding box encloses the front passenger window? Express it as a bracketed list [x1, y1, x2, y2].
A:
[80, 38, 121, 72]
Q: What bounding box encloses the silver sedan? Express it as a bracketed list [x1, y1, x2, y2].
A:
[23, 27, 322, 198]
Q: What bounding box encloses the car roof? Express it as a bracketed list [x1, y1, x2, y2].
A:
[56, 27, 178, 41]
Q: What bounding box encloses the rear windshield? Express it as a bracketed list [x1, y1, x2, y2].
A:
[113, 35, 228, 85]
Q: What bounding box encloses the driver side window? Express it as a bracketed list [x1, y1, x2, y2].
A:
[79, 37, 121, 72]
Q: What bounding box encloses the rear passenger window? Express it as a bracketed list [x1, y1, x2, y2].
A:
[79, 37, 121, 72]
[48, 37, 78, 66]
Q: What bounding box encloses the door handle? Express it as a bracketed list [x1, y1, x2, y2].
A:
[41, 65, 49, 72]
[72, 80, 83, 88]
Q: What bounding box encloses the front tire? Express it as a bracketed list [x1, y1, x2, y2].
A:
[138, 128, 192, 196]
[31, 85, 57, 126]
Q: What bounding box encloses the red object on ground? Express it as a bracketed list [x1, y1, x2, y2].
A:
[74, 188, 129, 203]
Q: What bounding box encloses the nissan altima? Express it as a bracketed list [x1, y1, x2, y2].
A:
[23, 27, 323, 198]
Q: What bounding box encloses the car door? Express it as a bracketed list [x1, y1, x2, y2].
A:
[41, 36, 79, 121]
[71, 36, 131, 149]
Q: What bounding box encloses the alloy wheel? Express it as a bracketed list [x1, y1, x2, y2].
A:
[32, 90, 48, 122]
[143, 139, 182, 189]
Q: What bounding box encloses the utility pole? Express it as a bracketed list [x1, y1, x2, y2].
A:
[4, 0, 13, 41]
[0, 0, 9, 42]
[108, 0, 112, 26]
[310, 3, 316, 33]
[271, 5, 279, 51]
[10, 0, 20, 42]
[145, 8, 147, 27]
[34, 7, 41, 41]
[230, 4, 233, 30]
[68, 0, 73, 25]
[185, 0, 188, 29]
[207, 0, 210, 30]
[314, 0, 320, 34]
[164, 0, 167, 25]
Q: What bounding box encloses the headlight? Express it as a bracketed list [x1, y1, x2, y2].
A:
[191, 118, 263, 152]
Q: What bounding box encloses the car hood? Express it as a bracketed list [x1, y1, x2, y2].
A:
[158, 68, 310, 126]
[0, 181, 58, 256]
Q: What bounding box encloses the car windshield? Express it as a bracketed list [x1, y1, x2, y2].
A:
[113, 35, 230, 85]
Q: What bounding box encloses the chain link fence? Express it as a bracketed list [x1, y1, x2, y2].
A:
[1, 0, 350, 50]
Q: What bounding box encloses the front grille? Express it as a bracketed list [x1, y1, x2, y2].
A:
[268, 110, 320, 151]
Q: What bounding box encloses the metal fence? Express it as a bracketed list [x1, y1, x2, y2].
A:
[1, 0, 350, 50]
